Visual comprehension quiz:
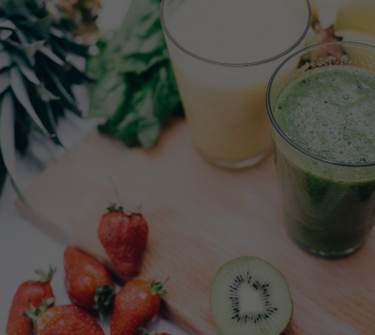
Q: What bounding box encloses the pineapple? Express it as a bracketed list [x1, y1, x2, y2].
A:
[0, 0, 91, 194]
[57, 0, 101, 39]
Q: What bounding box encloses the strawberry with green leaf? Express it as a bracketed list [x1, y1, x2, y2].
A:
[6, 268, 55, 335]
[64, 246, 115, 318]
[26, 303, 105, 335]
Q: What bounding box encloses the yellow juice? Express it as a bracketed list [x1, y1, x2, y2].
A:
[162, 0, 310, 167]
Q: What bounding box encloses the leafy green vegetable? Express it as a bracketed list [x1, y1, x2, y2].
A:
[88, 0, 182, 148]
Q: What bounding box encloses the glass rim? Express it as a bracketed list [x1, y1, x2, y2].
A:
[160, 0, 312, 68]
[266, 40, 375, 168]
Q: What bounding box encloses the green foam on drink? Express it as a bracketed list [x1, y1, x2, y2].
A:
[275, 66, 375, 165]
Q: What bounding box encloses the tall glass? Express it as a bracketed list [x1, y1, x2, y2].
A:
[267, 42, 375, 257]
[161, 0, 311, 168]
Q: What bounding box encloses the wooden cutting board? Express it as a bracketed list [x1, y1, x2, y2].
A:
[18, 121, 375, 335]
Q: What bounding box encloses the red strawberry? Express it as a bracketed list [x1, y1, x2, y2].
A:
[111, 279, 166, 335]
[6, 268, 55, 335]
[27, 304, 105, 335]
[98, 204, 149, 279]
[64, 247, 115, 317]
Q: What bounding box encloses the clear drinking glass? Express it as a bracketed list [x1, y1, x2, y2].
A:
[267, 42, 375, 257]
[161, 0, 311, 168]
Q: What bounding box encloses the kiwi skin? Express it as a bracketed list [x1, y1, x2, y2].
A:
[210, 256, 294, 335]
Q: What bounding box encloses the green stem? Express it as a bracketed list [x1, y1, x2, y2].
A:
[94, 284, 115, 320]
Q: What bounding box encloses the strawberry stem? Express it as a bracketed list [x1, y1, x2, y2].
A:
[94, 284, 115, 320]
[107, 203, 124, 212]
[34, 266, 56, 282]
[150, 280, 167, 297]
[24, 297, 55, 326]
[139, 328, 150, 335]
[139, 328, 159, 335]
[107, 202, 143, 215]
[139, 329, 168, 335]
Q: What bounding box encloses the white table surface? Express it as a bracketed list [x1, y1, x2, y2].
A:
[0, 1, 188, 334]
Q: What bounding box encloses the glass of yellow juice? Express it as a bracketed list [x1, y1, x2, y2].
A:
[161, 0, 311, 168]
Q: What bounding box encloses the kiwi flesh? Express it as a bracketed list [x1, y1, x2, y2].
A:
[210, 257, 293, 335]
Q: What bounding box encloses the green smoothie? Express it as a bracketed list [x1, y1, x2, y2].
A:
[274, 66, 375, 256]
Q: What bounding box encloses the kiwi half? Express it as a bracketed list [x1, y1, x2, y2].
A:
[210, 257, 293, 335]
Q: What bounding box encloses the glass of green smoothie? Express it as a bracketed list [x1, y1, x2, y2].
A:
[267, 41, 375, 257]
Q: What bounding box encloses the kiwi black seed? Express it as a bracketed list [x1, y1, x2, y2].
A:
[210, 257, 293, 335]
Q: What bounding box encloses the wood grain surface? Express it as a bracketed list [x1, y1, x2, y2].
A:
[18, 122, 375, 335]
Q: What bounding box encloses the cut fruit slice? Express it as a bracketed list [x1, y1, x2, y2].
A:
[210, 257, 293, 335]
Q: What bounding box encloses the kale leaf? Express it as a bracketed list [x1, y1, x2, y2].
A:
[88, 0, 182, 148]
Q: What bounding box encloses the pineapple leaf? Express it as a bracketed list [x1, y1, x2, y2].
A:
[39, 45, 65, 66]
[38, 85, 58, 103]
[49, 27, 65, 39]
[19, 62, 41, 85]
[3, 39, 37, 66]
[0, 71, 10, 94]
[66, 53, 86, 72]
[0, 92, 19, 190]
[24, 41, 45, 64]
[27, 85, 62, 146]
[0, 19, 16, 31]
[0, 50, 12, 69]
[51, 33, 89, 56]
[10, 67, 48, 134]
[48, 72, 80, 113]
[44, 104, 63, 146]
[14, 28, 28, 45]
[0, 153, 6, 195]
[14, 101, 32, 155]
[0, 29, 12, 40]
